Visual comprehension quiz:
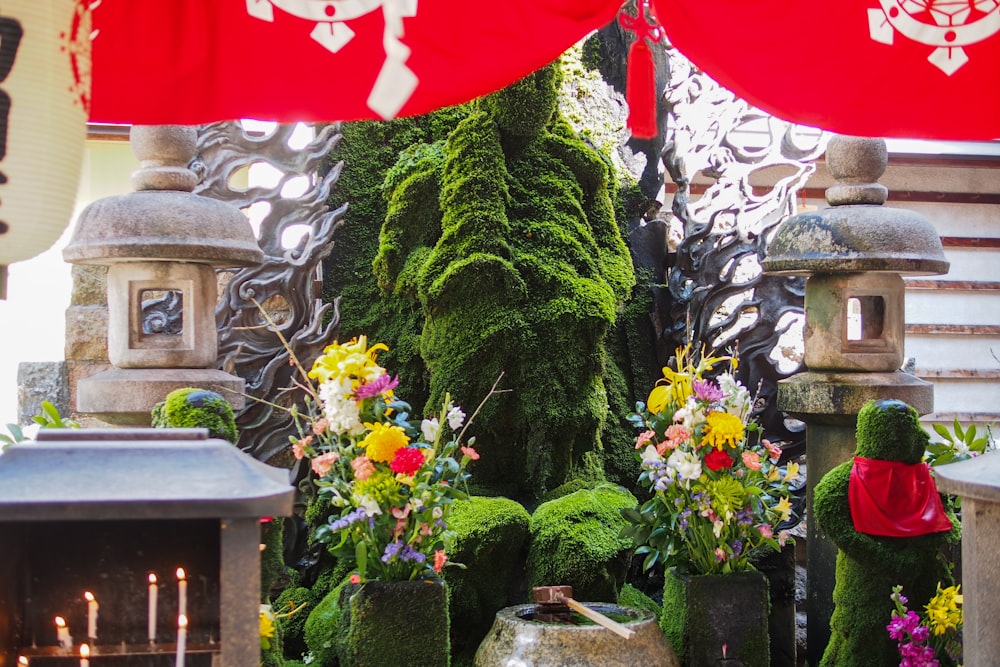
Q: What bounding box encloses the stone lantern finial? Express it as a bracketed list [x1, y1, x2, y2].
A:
[824, 135, 888, 206]
[63, 125, 264, 425]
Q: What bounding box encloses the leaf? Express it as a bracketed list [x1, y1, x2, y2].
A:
[952, 418, 965, 441]
[932, 423, 953, 442]
[642, 551, 660, 572]
[620, 507, 643, 524]
[964, 424, 978, 446]
[356, 541, 368, 578]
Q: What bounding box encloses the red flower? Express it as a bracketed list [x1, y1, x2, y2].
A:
[704, 448, 734, 471]
[389, 447, 426, 475]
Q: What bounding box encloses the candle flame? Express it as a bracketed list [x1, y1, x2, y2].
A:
[176, 567, 186, 581]
[80, 644, 90, 658]
[149, 573, 158, 585]
[84, 591, 95, 603]
[17, 657, 28, 666]
[178, 614, 188, 629]
[55, 616, 67, 628]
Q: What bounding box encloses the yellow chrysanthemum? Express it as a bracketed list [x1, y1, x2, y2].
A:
[925, 584, 963, 636]
[702, 411, 745, 451]
[361, 422, 410, 463]
[308, 336, 389, 385]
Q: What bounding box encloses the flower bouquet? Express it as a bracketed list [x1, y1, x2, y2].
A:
[289, 336, 494, 582]
[888, 583, 963, 667]
[621, 345, 798, 575]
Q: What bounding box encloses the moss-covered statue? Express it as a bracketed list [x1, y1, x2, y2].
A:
[814, 399, 959, 666]
[375, 62, 634, 502]
[150, 387, 238, 444]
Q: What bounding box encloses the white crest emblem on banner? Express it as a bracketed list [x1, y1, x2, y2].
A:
[247, 0, 418, 118]
[869, 0, 1000, 75]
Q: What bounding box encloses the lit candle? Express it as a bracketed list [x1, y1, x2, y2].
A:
[176, 567, 187, 620]
[55, 616, 73, 649]
[79, 643, 90, 667]
[148, 573, 159, 643]
[84, 591, 99, 641]
[175, 614, 188, 667]
[17, 656, 28, 666]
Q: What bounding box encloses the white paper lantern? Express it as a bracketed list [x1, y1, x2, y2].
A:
[0, 1, 90, 299]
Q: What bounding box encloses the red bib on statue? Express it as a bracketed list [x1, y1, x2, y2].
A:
[848, 457, 953, 537]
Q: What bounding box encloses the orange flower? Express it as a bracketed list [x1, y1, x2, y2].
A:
[351, 455, 375, 481]
[461, 446, 480, 461]
[742, 450, 762, 471]
[310, 451, 339, 477]
[433, 550, 448, 573]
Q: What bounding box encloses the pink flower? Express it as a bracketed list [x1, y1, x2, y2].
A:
[310, 451, 339, 477]
[758, 524, 773, 539]
[312, 418, 329, 436]
[349, 573, 362, 585]
[635, 429, 656, 449]
[665, 424, 691, 445]
[693, 379, 726, 403]
[291, 435, 312, 460]
[777, 530, 791, 548]
[433, 550, 448, 573]
[742, 451, 762, 471]
[390, 447, 426, 475]
[714, 547, 726, 562]
[420, 522, 433, 536]
[354, 374, 400, 401]
[351, 455, 375, 481]
[461, 446, 480, 461]
[763, 438, 782, 462]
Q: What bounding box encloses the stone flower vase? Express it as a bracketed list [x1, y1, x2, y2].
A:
[337, 579, 449, 667]
[661, 569, 770, 666]
[475, 603, 679, 666]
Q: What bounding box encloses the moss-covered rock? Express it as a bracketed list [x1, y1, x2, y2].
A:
[527, 484, 637, 602]
[150, 387, 237, 443]
[619, 582, 661, 617]
[814, 399, 959, 666]
[273, 586, 312, 663]
[303, 577, 350, 667]
[442, 496, 531, 662]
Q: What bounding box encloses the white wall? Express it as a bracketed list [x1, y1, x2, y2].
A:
[0, 139, 137, 429]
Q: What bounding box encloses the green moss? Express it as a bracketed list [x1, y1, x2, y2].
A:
[661, 570, 770, 666]
[336, 580, 450, 667]
[619, 582, 661, 616]
[442, 496, 531, 661]
[814, 399, 959, 666]
[261, 519, 294, 600]
[150, 388, 237, 443]
[527, 484, 637, 602]
[274, 586, 312, 663]
[303, 577, 350, 667]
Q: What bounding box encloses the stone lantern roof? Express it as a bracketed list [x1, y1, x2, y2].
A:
[762, 136, 949, 276]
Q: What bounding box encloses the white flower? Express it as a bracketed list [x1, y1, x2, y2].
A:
[421, 417, 440, 443]
[717, 373, 751, 419]
[640, 444, 662, 464]
[667, 449, 702, 482]
[319, 379, 364, 436]
[355, 495, 382, 517]
[446, 404, 466, 430]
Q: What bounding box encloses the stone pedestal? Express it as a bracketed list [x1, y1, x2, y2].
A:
[934, 449, 1000, 665]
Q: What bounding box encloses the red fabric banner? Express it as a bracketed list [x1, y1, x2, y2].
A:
[651, 0, 1000, 140]
[848, 456, 954, 538]
[88, 0, 623, 125]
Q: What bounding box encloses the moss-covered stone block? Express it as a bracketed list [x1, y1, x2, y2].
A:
[619, 582, 661, 617]
[337, 580, 450, 667]
[443, 496, 531, 661]
[527, 484, 636, 602]
[150, 387, 237, 443]
[274, 586, 312, 663]
[661, 569, 769, 667]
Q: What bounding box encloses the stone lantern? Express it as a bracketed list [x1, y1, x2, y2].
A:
[63, 126, 263, 424]
[761, 136, 949, 664]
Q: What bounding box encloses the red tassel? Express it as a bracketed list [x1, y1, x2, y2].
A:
[626, 38, 657, 138]
[620, 0, 661, 139]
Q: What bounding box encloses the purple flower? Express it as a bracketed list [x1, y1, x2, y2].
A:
[354, 374, 400, 400]
[731, 540, 744, 557]
[693, 379, 726, 403]
[330, 508, 368, 531]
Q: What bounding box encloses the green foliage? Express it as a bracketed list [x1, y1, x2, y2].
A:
[442, 496, 531, 661]
[527, 484, 637, 602]
[273, 586, 312, 663]
[618, 582, 661, 616]
[303, 577, 350, 667]
[1, 401, 80, 450]
[926, 418, 995, 466]
[150, 388, 237, 443]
